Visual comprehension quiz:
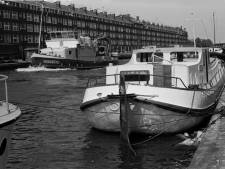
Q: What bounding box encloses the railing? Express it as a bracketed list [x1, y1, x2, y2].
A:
[87, 73, 187, 89]
[199, 65, 225, 89]
[0, 75, 9, 113]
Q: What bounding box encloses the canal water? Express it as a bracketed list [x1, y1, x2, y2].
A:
[2, 68, 196, 169]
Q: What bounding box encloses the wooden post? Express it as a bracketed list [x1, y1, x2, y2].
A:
[119, 74, 129, 143]
[119, 72, 136, 155]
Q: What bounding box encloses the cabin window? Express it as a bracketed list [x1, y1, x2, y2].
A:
[121, 70, 150, 83]
[170, 51, 199, 62]
[50, 33, 56, 39]
[136, 52, 163, 63]
[124, 74, 149, 82]
[56, 32, 62, 38]
[154, 52, 163, 62]
[136, 52, 153, 62]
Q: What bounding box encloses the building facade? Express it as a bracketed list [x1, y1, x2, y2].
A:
[0, 0, 188, 53]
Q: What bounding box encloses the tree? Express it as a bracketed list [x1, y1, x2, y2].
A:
[195, 37, 213, 47]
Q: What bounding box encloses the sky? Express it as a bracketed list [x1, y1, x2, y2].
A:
[48, 0, 225, 43]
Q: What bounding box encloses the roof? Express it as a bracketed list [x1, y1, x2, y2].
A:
[4, 0, 187, 33]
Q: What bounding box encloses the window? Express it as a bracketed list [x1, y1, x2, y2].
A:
[12, 23, 19, 31]
[20, 24, 26, 31]
[52, 17, 57, 24]
[46, 16, 51, 23]
[3, 10, 10, 19]
[4, 34, 11, 43]
[12, 11, 18, 19]
[33, 14, 39, 22]
[170, 51, 198, 62]
[27, 13, 32, 21]
[0, 34, 3, 42]
[34, 25, 39, 33]
[27, 35, 33, 43]
[27, 24, 33, 32]
[34, 35, 39, 43]
[47, 26, 52, 32]
[136, 52, 163, 63]
[63, 18, 67, 25]
[3, 22, 10, 30]
[12, 34, 19, 43]
[68, 19, 72, 26]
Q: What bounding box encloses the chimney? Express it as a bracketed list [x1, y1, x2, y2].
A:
[55, 1, 61, 8]
[69, 4, 75, 10]
[80, 7, 87, 13]
[109, 14, 115, 18]
[93, 9, 98, 15]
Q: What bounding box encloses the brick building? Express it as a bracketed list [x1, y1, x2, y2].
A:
[0, 0, 188, 53]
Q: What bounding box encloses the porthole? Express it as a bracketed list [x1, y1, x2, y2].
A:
[0, 138, 7, 156]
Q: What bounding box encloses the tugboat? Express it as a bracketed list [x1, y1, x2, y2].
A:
[31, 31, 117, 69]
[81, 46, 225, 134]
[0, 75, 21, 169]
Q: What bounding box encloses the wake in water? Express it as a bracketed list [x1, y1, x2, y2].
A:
[16, 66, 75, 72]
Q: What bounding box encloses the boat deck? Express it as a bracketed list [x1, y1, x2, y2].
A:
[0, 102, 21, 125]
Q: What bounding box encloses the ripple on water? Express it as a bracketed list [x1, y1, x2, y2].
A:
[4, 69, 196, 169]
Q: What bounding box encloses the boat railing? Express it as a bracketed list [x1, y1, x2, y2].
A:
[199, 66, 225, 89]
[0, 75, 9, 113]
[87, 73, 187, 88]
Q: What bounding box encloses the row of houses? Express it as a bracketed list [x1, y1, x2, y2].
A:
[0, 0, 188, 53]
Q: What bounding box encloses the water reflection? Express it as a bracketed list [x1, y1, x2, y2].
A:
[82, 129, 196, 169]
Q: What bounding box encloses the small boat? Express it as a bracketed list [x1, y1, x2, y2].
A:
[0, 75, 21, 168]
[80, 46, 225, 134]
[31, 31, 118, 69]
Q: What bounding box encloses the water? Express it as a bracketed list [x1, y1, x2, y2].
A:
[1, 68, 196, 169]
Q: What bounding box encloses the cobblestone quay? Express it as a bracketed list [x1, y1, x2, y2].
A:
[188, 113, 225, 169]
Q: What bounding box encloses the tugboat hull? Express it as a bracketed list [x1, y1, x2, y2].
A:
[31, 55, 77, 69]
[31, 55, 118, 69]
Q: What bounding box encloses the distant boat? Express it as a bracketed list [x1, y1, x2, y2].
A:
[80, 46, 225, 134]
[0, 75, 21, 169]
[31, 31, 118, 69]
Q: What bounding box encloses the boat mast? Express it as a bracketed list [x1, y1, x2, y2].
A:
[188, 13, 197, 52]
[38, 4, 44, 53]
[213, 12, 216, 45]
[192, 21, 196, 49]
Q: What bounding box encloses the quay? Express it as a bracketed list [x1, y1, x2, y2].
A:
[189, 112, 225, 169]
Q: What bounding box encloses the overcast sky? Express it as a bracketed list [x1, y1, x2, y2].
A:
[48, 0, 225, 43]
